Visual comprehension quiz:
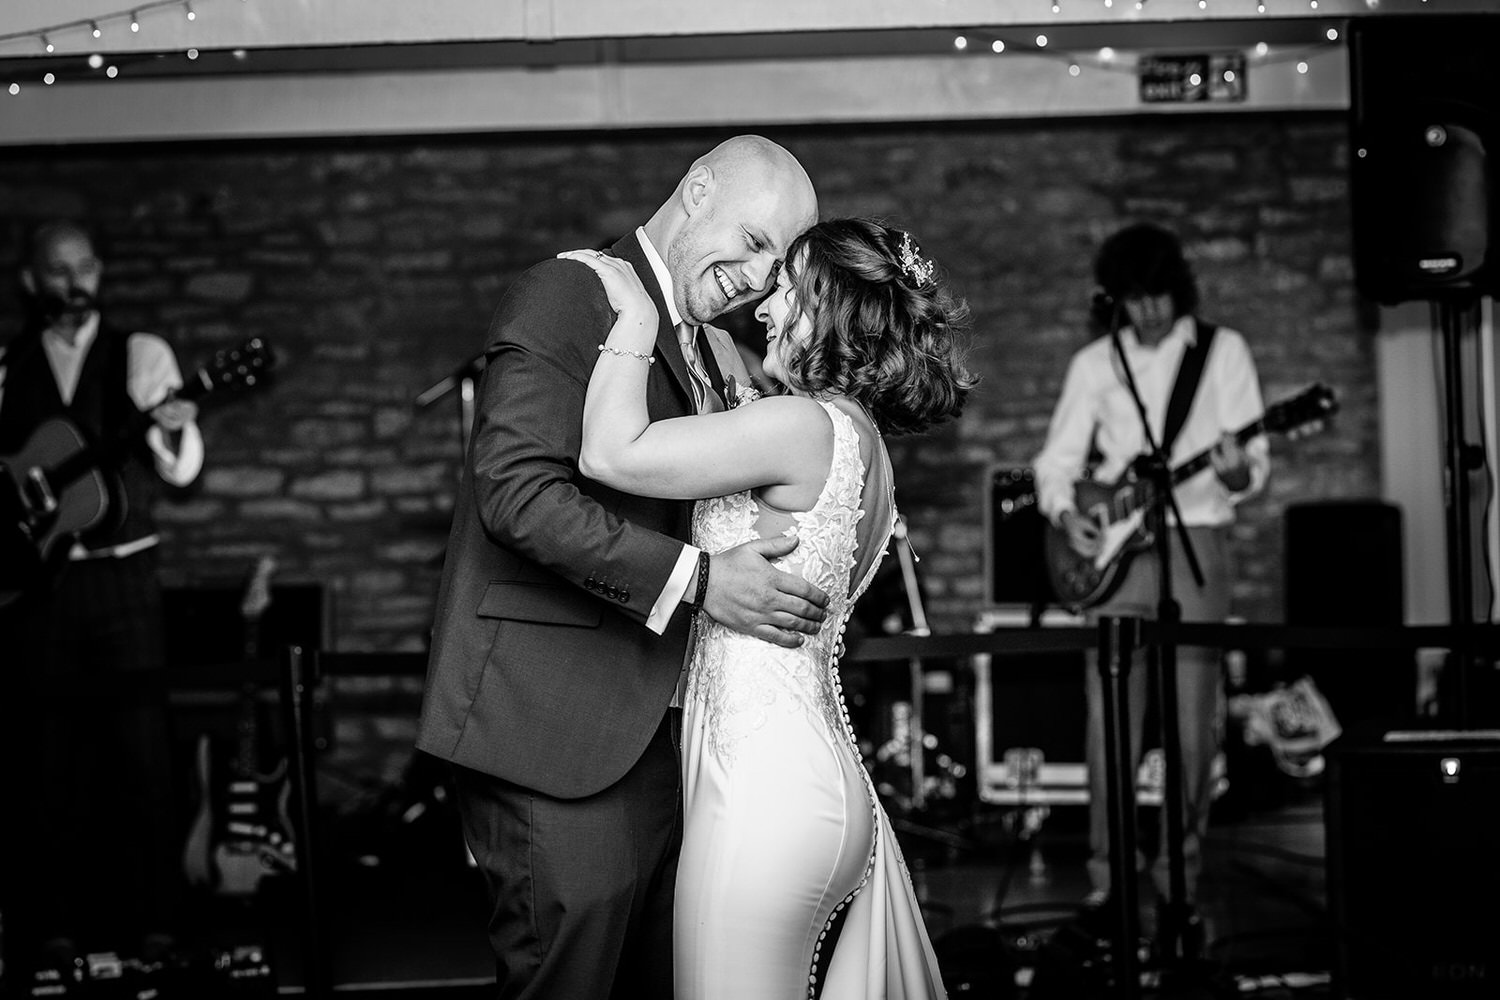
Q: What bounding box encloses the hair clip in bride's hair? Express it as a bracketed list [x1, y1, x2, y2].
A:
[897, 231, 936, 288]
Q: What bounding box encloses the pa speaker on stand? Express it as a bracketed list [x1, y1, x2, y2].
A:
[1350, 14, 1500, 304]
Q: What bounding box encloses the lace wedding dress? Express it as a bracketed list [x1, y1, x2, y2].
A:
[675, 398, 947, 999]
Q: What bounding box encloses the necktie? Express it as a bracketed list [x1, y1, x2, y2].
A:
[677, 323, 722, 414]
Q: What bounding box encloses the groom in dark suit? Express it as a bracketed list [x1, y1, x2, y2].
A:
[417, 136, 825, 998]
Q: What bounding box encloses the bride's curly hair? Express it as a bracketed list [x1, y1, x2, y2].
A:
[775, 219, 977, 436]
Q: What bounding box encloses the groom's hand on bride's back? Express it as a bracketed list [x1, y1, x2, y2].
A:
[704, 536, 829, 649]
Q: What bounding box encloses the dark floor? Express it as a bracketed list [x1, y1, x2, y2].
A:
[243, 780, 1336, 998]
[10, 741, 1488, 999]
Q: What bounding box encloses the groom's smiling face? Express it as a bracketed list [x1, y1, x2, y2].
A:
[667, 168, 815, 326]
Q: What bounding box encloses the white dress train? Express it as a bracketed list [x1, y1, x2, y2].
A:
[674, 399, 947, 1000]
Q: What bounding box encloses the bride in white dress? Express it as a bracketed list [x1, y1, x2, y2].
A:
[564, 219, 975, 999]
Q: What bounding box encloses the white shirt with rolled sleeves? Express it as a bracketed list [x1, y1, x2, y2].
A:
[634, 226, 711, 635]
[1032, 315, 1270, 528]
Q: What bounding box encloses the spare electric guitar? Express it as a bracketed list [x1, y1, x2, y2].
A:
[0, 336, 273, 608]
[1044, 382, 1339, 611]
[181, 555, 297, 897]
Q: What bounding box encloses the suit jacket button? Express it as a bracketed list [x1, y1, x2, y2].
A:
[618, 590, 630, 603]
[606, 585, 618, 599]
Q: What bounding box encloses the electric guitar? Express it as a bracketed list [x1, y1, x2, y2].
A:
[0, 336, 274, 608]
[181, 555, 297, 896]
[1044, 383, 1339, 611]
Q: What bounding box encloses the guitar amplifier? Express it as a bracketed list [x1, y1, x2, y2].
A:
[163, 582, 326, 668]
[1326, 725, 1500, 999]
[985, 466, 1056, 608]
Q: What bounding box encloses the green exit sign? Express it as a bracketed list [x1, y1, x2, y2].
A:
[1139, 53, 1248, 103]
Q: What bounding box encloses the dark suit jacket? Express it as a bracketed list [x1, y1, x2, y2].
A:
[417, 233, 731, 799]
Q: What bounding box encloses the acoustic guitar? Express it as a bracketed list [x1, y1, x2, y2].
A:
[0, 335, 273, 608]
[1043, 383, 1339, 611]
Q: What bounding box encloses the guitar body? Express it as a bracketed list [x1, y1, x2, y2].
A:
[1, 336, 273, 607]
[1040, 384, 1340, 612]
[1044, 475, 1156, 611]
[0, 417, 118, 606]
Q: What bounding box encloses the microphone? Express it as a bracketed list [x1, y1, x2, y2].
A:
[1090, 288, 1120, 331]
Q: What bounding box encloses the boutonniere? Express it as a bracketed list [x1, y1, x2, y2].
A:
[725, 375, 762, 410]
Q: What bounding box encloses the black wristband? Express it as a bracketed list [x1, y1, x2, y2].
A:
[690, 550, 710, 612]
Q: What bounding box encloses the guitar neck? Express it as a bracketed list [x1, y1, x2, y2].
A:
[1169, 417, 1266, 486]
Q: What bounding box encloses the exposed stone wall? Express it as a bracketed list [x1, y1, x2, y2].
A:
[0, 115, 1376, 652]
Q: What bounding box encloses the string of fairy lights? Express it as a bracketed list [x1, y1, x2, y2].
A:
[1, 0, 248, 94]
[1, 0, 1372, 98]
[952, 23, 1347, 81]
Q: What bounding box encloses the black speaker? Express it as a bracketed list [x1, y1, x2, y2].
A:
[1349, 15, 1500, 303]
[1284, 500, 1412, 725]
[163, 582, 325, 667]
[986, 466, 1056, 608]
[1326, 725, 1500, 999]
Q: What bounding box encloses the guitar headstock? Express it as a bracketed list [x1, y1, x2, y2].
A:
[197, 337, 276, 396]
[1264, 383, 1339, 441]
[240, 554, 278, 622]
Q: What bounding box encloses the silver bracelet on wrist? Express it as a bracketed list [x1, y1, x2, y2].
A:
[597, 344, 655, 365]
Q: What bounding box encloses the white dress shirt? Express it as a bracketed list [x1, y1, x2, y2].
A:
[634, 227, 704, 635]
[0, 313, 204, 559]
[1032, 315, 1269, 528]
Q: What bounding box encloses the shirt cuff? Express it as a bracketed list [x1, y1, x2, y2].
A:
[146, 421, 204, 487]
[646, 544, 701, 635]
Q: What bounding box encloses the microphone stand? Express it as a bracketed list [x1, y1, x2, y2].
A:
[414, 350, 487, 456]
[1102, 299, 1205, 971]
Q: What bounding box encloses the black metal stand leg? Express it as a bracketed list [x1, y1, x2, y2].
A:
[1099, 615, 1141, 1000]
[282, 645, 328, 999]
[1153, 603, 1192, 963]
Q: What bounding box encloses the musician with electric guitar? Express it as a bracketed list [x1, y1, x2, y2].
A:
[0, 220, 267, 976]
[1030, 223, 1293, 954]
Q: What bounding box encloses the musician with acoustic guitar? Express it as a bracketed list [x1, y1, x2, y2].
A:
[1031, 223, 1270, 955]
[0, 220, 204, 977]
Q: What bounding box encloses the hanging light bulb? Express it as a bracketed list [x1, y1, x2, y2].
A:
[8, 82, 20, 96]
[106, 65, 119, 78]
[44, 72, 56, 85]
[90, 21, 102, 39]
[1036, 34, 1049, 47]
[185, 3, 197, 21]
[131, 11, 141, 32]
[991, 39, 1006, 53]
[954, 35, 969, 51]
[1326, 27, 1339, 40]
[1052, 2, 1062, 13]
[87, 53, 104, 69]
[42, 34, 55, 53]
[186, 47, 200, 59]
[1255, 42, 1270, 56]
[1068, 64, 1081, 77]
[1296, 60, 1309, 74]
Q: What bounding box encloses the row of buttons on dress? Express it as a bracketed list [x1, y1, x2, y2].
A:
[583, 575, 630, 603]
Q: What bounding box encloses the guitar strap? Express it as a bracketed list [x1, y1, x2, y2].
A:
[1160, 318, 1217, 457]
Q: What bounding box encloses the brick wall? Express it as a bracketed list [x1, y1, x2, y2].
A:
[0, 115, 1378, 652]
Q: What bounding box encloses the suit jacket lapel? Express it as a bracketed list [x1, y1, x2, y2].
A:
[610, 234, 696, 410]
